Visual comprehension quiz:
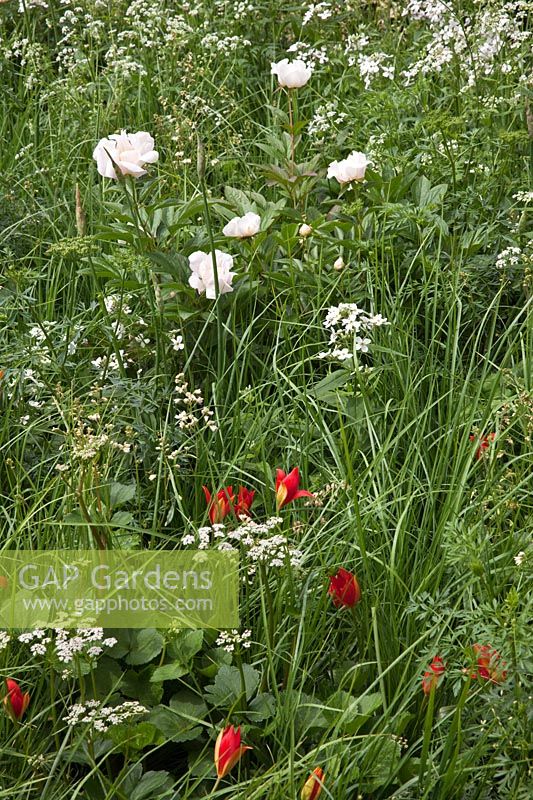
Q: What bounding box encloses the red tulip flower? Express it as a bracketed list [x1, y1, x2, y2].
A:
[275, 468, 314, 510]
[203, 486, 234, 524]
[472, 643, 507, 683]
[3, 679, 30, 722]
[422, 656, 445, 695]
[301, 767, 325, 800]
[234, 486, 255, 518]
[328, 567, 361, 608]
[469, 432, 495, 460]
[214, 724, 252, 781]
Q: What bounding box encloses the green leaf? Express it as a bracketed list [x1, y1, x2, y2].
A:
[107, 722, 164, 752]
[225, 185, 253, 215]
[361, 737, 401, 791]
[125, 629, 164, 666]
[247, 692, 276, 722]
[204, 664, 260, 706]
[150, 662, 190, 682]
[121, 667, 164, 706]
[130, 770, 173, 800]
[197, 647, 232, 678]
[91, 656, 123, 698]
[167, 630, 204, 663]
[149, 706, 202, 743]
[103, 628, 134, 659]
[109, 482, 137, 508]
[169, 689, 208, 720]
[311, 370, 351, 401]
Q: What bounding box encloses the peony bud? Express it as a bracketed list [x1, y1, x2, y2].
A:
[333, 256, 345, 270]
[299, 223, 312, 238]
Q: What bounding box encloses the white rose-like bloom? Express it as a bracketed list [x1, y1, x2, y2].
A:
[93, 131, 159, 179]
[188, 250, 236, 299]
[222, 212, 261, 239]
[327, 151, 370, 185]
[271, 58, 312, 89]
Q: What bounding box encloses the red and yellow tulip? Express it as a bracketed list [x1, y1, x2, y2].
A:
[472, 643, 507, 683]
[203, 486, 235, 524]
[214, 724, 252, 780]
[301, 767, 325, 799]
[422, 656, 445, 695]
[275, 467, 313, 510]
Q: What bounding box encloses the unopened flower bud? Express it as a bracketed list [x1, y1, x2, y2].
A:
[299, 223, 312, 238]
[333, 256, 345, 270]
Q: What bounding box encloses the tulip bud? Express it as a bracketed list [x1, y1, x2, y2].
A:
[3, 679, 30, 722]
[333, 256, 345, 270]
[328, 567, 361, 608]
[299, 223, 312, 238]
[301, 767, 324, 800]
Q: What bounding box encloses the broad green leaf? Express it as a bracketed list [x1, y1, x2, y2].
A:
[204, 664, 260, 706]
[150, 662, 190, 683]
[109, 482, 136, 508]
[125, 629, 164, 665]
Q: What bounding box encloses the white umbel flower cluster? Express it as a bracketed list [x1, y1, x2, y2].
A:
[63, 700, 148, 732]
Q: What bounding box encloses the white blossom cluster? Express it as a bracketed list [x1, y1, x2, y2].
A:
[25, 319, 82, 366]
[496, 246, 523, 271]
[63, 699, 148, 732]
[182, 517, 302, 576]
[174, 373, 217, 432]
[181, 523, 225, 549]
[400, 1, 531, 87]
[17, 628, 116, 667]
[357, 52, 394, 89]
[0, 631, 11, 651]
[303, 1, 335, 26]
[513, 191, 533, 204]
[319, 304, 390, 361]
[19, 0, 49, 10]
[287, 41, 329, 69]
[402, 0, 448, 26]
[200, 33, 251, 52]
[216, 629, 252, 652]
[308, 102, 348, 141]
[214, 1, 256, 21]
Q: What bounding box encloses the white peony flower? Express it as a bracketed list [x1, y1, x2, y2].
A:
[327, 151, 370, 185]
[93, 130, 159, 179]
[271, 58, 313, 88]
[188, 250, 236, 299]
[222, 212, 261, 238]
